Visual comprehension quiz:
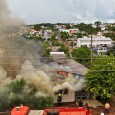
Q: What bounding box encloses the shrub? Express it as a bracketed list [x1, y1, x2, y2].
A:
[0, 78, 54, 111]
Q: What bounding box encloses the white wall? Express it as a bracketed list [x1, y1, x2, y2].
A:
[53, 91, 75, 103]
[77, 38, 111, 47]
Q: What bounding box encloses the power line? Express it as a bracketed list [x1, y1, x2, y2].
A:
[0, 56, 115, 59]
[0, 69, 115, 72]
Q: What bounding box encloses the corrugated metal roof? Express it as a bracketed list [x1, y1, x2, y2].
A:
[55, 59, 88, 75]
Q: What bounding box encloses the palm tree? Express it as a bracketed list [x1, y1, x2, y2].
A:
[94, 21, 101, 28]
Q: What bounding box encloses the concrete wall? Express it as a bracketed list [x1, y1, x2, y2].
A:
[53, 90, 75, 103]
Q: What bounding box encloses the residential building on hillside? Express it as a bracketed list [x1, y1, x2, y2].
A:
[50, 46, 60, 52]
[50, 52, 66, 58]
[66, 38, 77, 49]
[29, 29, 37, 35]
[59, 28, 79, 35]
[42, 30, 53, 41]
[77, 37, 112, 48]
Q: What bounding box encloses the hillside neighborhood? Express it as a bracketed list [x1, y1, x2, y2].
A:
[6, 22, 115, 99]
[8, 22, 115, 56]
[1, 21, 115, 115]
[1, 0, 115, 115]
[6, 22, 115, 88]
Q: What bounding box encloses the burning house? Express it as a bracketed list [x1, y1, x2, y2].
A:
[0, 1, 104, 112]
[0, 0, 93, 107]
[48, 58, 92, 103]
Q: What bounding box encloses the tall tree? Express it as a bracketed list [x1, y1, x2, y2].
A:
[104, 33, 115, 40]
[58, 44, 68, 54]
[85, 55, 115, 99]
[72, 46, 91, 67]
[60, 32, 70, 40]
[107, 45, 115, 56]
[94, 21, 101, 28]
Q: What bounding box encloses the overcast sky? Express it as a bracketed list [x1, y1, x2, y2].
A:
[7, 0, 115, 24]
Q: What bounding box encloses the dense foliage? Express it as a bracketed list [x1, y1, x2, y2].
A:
[104, 33, 115, 40]
[60, 32, 70, 40]
[34, 23, 55, 31]
[72, 46, 91, 67]
[74, 23, 101, 35]
[0, 79, 53, 111]
[85, 55, 115, 99]
[107, 45, 115, 56]
[58, 44, 68, 53]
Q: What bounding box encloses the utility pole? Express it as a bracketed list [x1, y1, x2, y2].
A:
[91, 27, 93, 64]
[73, 39, 74, 49]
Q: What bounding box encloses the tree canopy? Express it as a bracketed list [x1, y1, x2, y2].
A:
[107, 45, 115, 56]
[0, 78, 54, 110]
[74, 23, 100, 35]
[58, 44, 68, 54]
[60, 32, 70, 40]
[104, 33, 115, 40]
[94, 21, 101, 28]
[72, 46, 91, 67]
[85, 55, 115, 99]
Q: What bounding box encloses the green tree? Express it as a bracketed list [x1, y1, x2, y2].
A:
[94, 21, 101, 28]
[34, 24, 41, 30]
[60, 32, 70, 40]
[74, 23, 100, 35]
[51, 33, 56, 41]
[106, 25, 115, 32]
[43, 41, 51, 56]
[34, 23, 55, 31]
[43, 41, 50, 48]
[65, 23, 71, 29]
[76, 33, 83, 38]
[52, 41, 60, 46]
[6, 79, 53, 109]
[104, 33, 115, 40]
[43, 49, 51, 57]
[85, 55, 115, 99]
[107, 45, 115, 56]
[8, 78, 26, 94]
[58, 44, 68, 54]
[72, 46, 91, 67]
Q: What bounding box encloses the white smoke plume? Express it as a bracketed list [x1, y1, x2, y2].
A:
[74, 78, 85, 91]
[16, 60, 52, 95]
[0, 0, 44, 78]
[52, 73, 85, 92]
[0, 0, 23, 28]
[0, 0, 85, 97]
[0, 0, 48, 98]
[0, 66, 11, 87]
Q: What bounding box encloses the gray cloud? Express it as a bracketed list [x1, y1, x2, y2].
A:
[7, 0, 115, 24]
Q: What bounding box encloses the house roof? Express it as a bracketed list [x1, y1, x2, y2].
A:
[54, 59, 88, 75]
[50, 52, 65, 55]
[78, 37, 111, 41]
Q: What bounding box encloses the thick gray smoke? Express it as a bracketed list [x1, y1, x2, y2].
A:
[0, 0, 22, 28]
[0, 0, 85, 96]
[0, 0, 45, 87]
[16, 60, 52, 95]
[0, 0, 44, 78]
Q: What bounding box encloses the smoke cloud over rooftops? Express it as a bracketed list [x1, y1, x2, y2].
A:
[0, 0, 85, 96]
[0, 0, 23, 28]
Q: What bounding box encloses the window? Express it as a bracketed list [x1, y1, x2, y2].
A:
[54, 88, 68, 95]
[64, 88, 68, 94]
